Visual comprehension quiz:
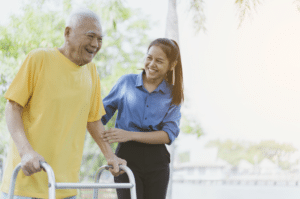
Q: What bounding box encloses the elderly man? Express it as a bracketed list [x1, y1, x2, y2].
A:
[0, 9, 126, 199]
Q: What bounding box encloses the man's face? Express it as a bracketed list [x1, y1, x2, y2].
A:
[66, 18, 103, 66]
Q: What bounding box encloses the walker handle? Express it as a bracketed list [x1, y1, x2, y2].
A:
[8, 161, 56, 199]
[94, 165, 137, 199]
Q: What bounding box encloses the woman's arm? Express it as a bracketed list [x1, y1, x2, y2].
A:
[102, 103, 181, 145]
[102, 128, 171, 144]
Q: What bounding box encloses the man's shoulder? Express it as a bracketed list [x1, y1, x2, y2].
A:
[27, 48, 56, 59]
[86, 62, 98, 76]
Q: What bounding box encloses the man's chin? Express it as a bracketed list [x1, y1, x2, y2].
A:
[79, 58, 93, 66]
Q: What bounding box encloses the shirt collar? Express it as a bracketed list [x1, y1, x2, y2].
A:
[136, 71, 144, 87]
[136, 71, 169, 94]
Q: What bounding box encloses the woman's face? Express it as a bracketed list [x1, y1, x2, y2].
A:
[144, 45, 170, 82]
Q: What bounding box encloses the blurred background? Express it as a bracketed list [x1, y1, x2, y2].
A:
[0, 0, 300, 198]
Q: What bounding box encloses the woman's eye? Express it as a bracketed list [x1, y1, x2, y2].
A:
[88, 35, 93, 38]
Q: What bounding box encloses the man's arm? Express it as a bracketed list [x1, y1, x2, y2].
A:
[5, 100, 45, 176]
[87, 120, 126, 176]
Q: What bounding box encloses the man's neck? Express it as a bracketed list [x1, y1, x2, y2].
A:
[58, 46, 83, 66]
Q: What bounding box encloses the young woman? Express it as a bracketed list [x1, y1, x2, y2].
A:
[101, 38, 184, 199]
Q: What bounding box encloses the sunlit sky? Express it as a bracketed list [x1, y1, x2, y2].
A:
[1, 0, 300, 148]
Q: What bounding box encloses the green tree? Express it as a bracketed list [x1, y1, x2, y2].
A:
[206, 139, 248, 166]
[0, 0, 151, 181]
[206, 139, 298, 170]
[255, 140, 297, 170]
[180, 116, 204, 137]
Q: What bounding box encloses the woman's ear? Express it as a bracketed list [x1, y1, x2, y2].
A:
[170, 60, 178, 71]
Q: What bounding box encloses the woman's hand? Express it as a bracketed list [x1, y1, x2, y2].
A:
[102, 128, 133, 144]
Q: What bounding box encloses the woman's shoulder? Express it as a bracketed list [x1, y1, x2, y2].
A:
[117, 73, 139, 84]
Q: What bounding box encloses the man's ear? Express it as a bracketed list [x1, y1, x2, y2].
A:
[64, 26, 71, 38]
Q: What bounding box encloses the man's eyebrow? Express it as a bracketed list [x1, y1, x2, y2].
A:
[86, 30, 103, 37]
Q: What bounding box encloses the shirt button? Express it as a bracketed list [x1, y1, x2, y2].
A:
[147, 105, 149, 107]
[145, 118, 147, 120]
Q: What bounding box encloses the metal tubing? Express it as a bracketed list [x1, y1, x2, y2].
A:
[56, 182, 133, 189]
[120, 165, 137, 199]
[40, 162, 56, 199]
[93, 165, 137, 199]
[93, 165, 109, 198]
[7, 163, 21, 199]
[8, 162, 56, 199]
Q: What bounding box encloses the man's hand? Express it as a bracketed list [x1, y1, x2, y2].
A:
[102, 128, 132, 144]
[87, 120, 127, 176]
[21, 150, 45, 176]
[107, 155, 127, 177]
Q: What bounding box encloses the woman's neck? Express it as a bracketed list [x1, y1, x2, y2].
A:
[142, 73, 164, 93]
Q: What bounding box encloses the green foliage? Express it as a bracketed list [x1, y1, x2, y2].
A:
[0, 0, 151, 180]
[0, 119, 9, 155]
[180, 116, 204, 137]
[206, 139, 246, 166]
[178, 151, 190, 163]
[187, 0, 206, 33]
[0, 0, 66, 122]
[235, 0, 262, 27]
[206, 139, 298, 170]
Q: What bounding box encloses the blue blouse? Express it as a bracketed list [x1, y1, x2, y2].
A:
[101, 72, 181, 144]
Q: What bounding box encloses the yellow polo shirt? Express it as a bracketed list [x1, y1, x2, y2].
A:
[1, 48, 105, 198]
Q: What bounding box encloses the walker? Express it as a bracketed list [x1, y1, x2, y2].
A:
[8, 162, 136, 199]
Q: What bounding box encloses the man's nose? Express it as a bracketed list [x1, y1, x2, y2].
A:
[91, 37, 99, 48]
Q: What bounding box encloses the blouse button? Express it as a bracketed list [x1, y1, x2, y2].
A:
[145, 118, 147, 120]
[147, 105, 149, 107]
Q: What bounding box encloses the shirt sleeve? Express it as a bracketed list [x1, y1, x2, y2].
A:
[4, 50, 42, 107]
[161, 104, 182, 145]
[88, 65, 106, 122]
[101, 76, 125, 125]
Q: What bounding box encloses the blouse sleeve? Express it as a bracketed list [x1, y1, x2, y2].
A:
[161, 104, 182, 145]
[101, 76, 125, 125]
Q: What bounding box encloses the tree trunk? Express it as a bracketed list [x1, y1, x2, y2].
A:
[165, 1, 179, 198]
[165, 0, 179, 43]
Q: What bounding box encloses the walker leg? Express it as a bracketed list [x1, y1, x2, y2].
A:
[7, 164, 21, 199]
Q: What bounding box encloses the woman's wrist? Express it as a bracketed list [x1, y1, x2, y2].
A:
[128, 131, 138, 142]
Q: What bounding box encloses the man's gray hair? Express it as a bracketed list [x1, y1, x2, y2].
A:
[66, 8, 101, 28]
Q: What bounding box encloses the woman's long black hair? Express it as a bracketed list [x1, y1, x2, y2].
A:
[147, 38, 184, 106]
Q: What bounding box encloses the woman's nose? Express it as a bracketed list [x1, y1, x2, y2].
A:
[149, 60, 156, 67]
